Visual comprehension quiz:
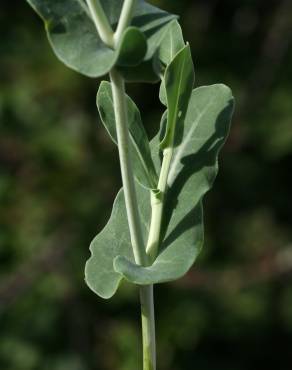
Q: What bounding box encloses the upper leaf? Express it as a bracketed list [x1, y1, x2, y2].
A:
[158, 20, 185, 67]
[158, 20, 185, 104]
[85, 84, 234, 297]
[118, 14, 183, 83]
[117, 27, 147, 67]
[160, 44, 195, 149]
[26, 0, 176, 77]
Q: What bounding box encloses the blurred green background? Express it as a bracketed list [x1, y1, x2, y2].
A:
[1, 1, 292, 369]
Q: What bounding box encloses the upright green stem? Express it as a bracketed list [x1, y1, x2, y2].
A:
[85, 0, 114, 47]
[140, 285, 156, 370]
[110, 69, 156, 370]
[109, 69, 148, 267]
[111, 2, 156, 367]
[86, 1, 156, 367]
[146, 148, 173, 260]
[114, 0, 137, 45]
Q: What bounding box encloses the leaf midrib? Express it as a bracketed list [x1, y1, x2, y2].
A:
[165, 46, 188, 148]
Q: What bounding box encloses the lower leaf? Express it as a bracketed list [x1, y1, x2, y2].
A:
[85, 84, 234, 298]
[85, 190, 135, 299]
[114, 202, 203, 285]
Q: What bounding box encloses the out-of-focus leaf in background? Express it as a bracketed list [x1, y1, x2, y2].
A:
[0, 1, 292, 370]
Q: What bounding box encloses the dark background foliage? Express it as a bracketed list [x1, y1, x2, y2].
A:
[1, 1, 292, 369]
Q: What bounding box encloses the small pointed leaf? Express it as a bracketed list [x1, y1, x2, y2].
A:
[160, 45, 195, 149]
[159, 20, 185, 104]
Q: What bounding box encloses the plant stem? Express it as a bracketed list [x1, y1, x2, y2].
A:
[140, 285, 156, 370]
[146, 148, 173, 260]
[85, 0, 115, 47]
[109, 69, 148, 266]
[87, 2, 156, 366]
[114, 0, 137, 45]
[110, 69, 157, 370]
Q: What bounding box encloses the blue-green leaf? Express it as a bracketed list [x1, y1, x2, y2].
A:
[26, 0, 176, 78]
[85, 84, 234, 298]
[114, 85, 234, 284]
[118, 17, 183, 83]
[84, 190, 134, 299]
[160, 44, 195, 149]
[158, 20, 185, 67]
[158, 20, 185, 104]
[117, 27, 147, 67]
[97, 81, 158, 189]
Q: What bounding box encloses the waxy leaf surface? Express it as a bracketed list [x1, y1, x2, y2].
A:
[158, 20, 185, 68]
[159, 20, 185, 104]
[85, 84, 234, 298]
[160, 44, 195, 149]
[97, 81, 158, 189]
[26, 0, 175, 77]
